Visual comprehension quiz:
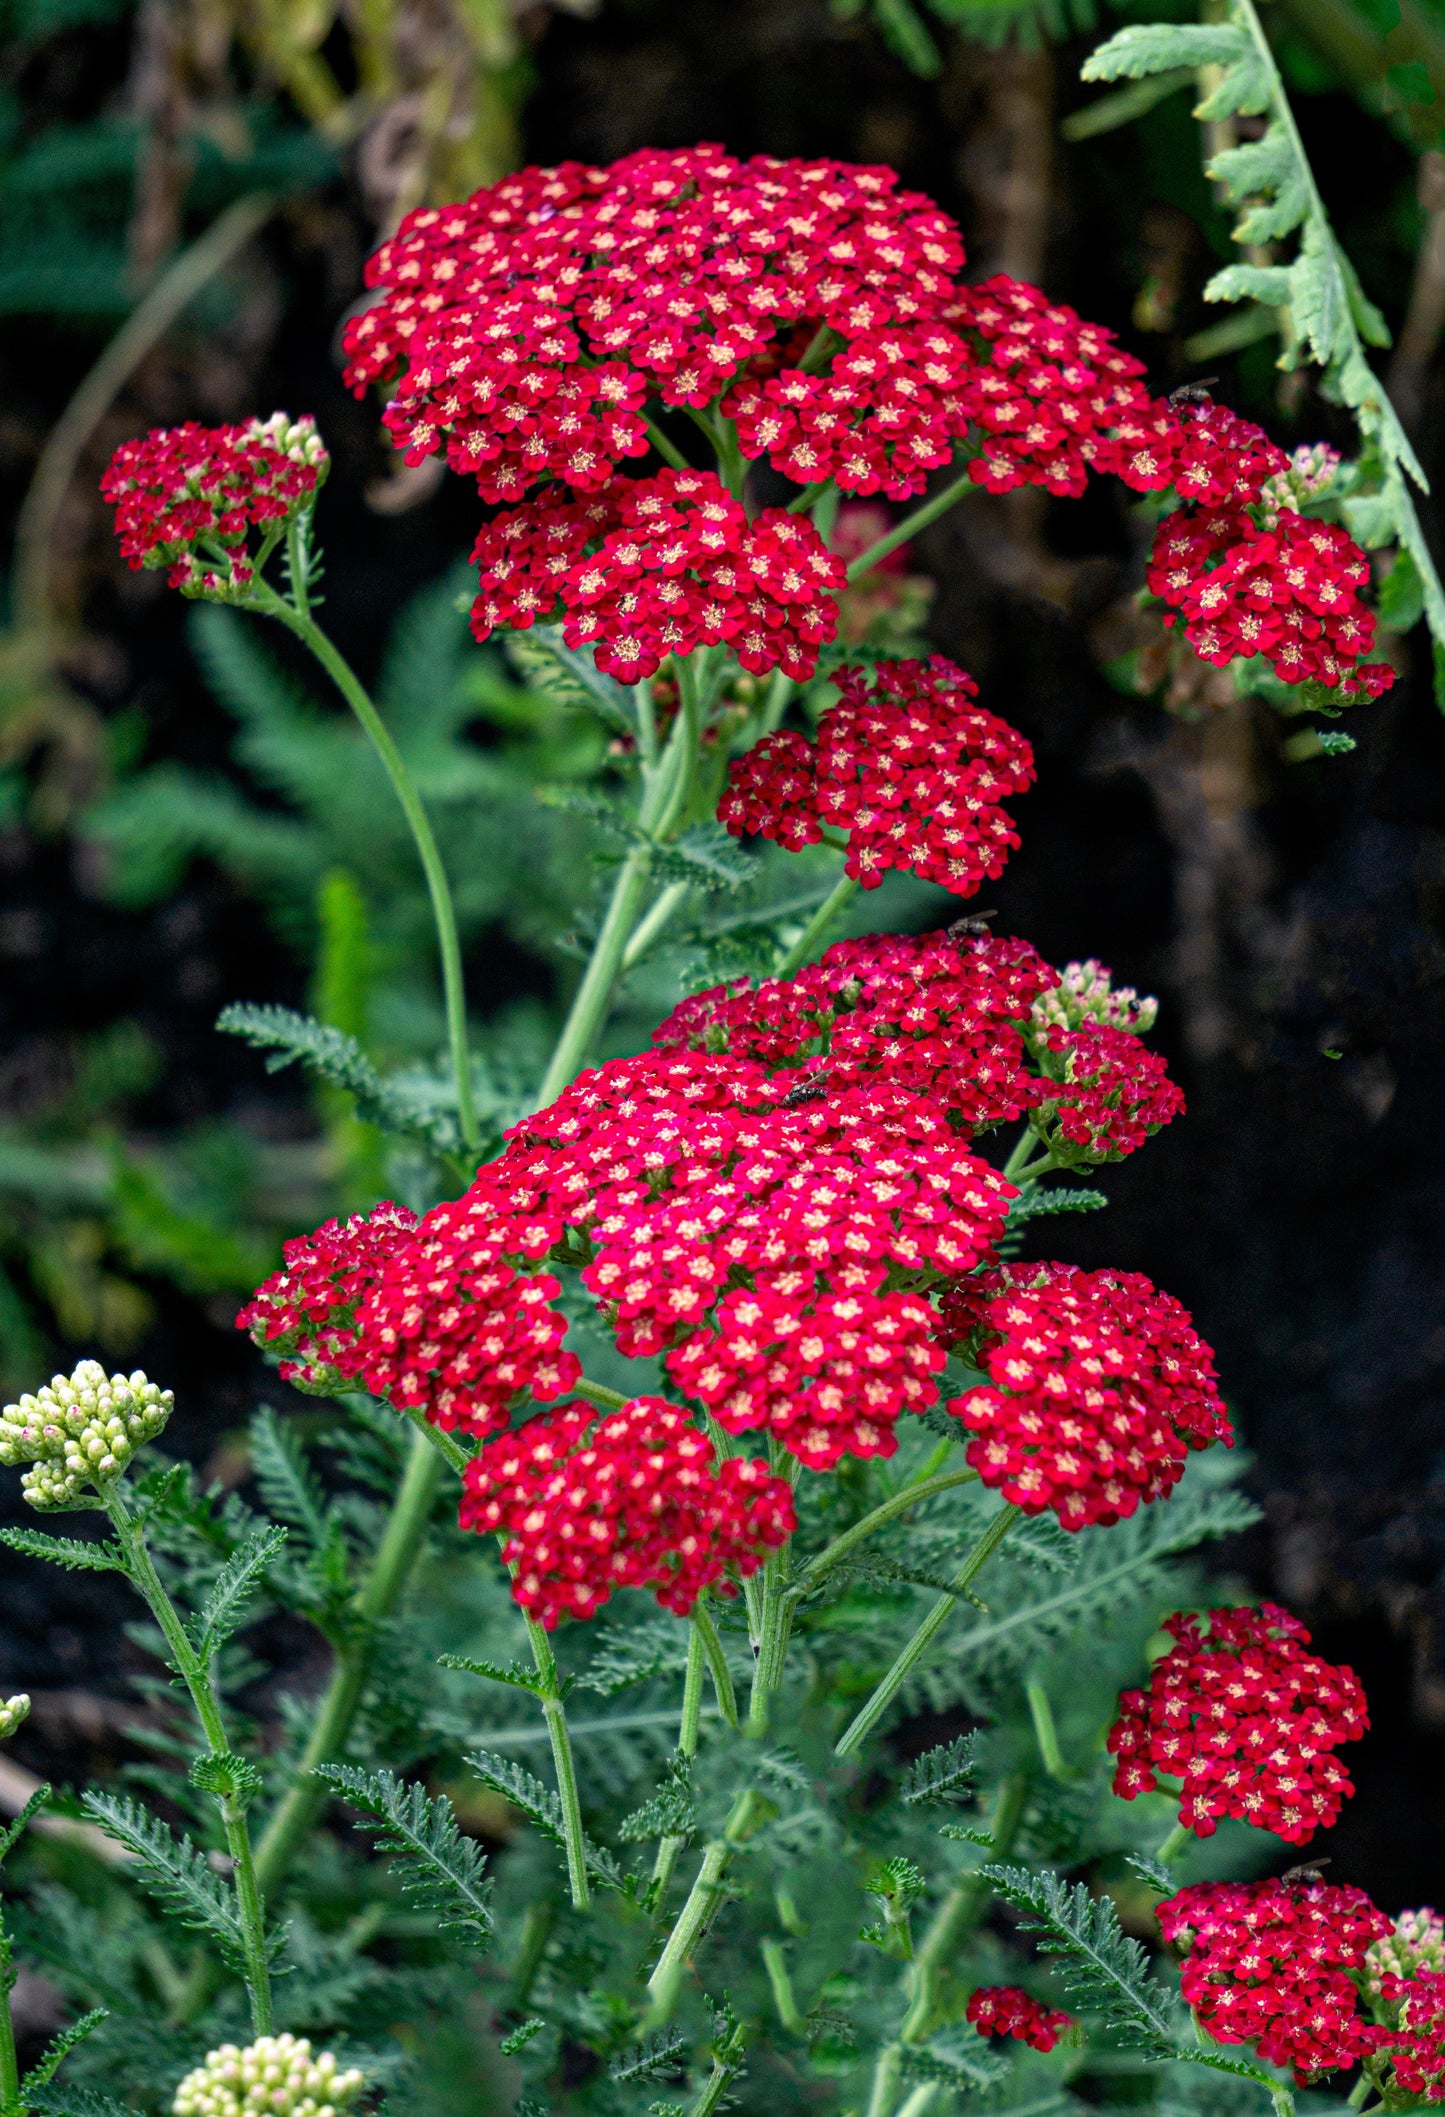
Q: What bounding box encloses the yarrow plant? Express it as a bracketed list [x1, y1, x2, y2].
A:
[0, 120, 1430, 2117]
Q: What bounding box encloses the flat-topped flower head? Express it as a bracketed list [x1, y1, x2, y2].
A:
[1367, 1908, 1445, 2000]
[102, 415, 329, 600]
[719, 655, 1035, 896]
[1031, 1021, 1184, 1162]
[966, 1986, 1074, 2052]
[1158, 1877, 1391, 2081]
[0, 1694, 29, 1740]
[172, 2034, 364, 2117]
[459, 1395, 795, 1626]
[1, 1361, 173, 1509]
[947, 1263, 1231, 1529]
[469, 468, 844, 682]
[238, 1182, 579, 1440]
[1107, 1601, 1367, 1843]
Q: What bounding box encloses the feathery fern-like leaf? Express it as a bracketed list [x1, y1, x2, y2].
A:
[465, 1750, 622, 1888]
[0, 1526, 124, 1574]
[982, 1864, 1177, 2052]
[77, 1793, 250, 1969]
[316, 1765, 492, 1950]
[900, 1734, 978, 1806]
[195, 1523, 288, 1660]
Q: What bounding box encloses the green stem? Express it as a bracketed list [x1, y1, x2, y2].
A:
[255, 587, 479, 1154]
[691, 1597, 739, 1732]
[1026, 1675, 1068, 1780]
[834, 1504, 1020, 1758]
[785, 477, 834, 515]
[620, 880, 690, 972]
[1155, 1819, 1192, 1865]
[510, 1900, 553, 2007]
[253, 1427, 442, 1897]
[896, 2090, 940, 2117]
[691, 2045, 746, 2117]
[0, 1915, 21, 2117]
[646, 1788, 767, 2021]
[572, 1376, 629, 1413]
[788, 1466, 979, 1602]
[746, 1547, 794, 1736]
[106, 1488, 273, 2035]
[1270, 2086, 1297, 2117]
[1000, 1125, 1047, 1183]
[762, 1936, 805, 2032]
[532, 675, 700, 1108]
[772, 873, 859, 978]
[652, 1621, 707, 1899]
[528, 1615, 591, 1912]
[866, 2045, 903, 2117]
[845, 465, 979, 583]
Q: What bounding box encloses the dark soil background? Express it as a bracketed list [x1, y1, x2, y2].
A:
[2, 0, 1442, 1912]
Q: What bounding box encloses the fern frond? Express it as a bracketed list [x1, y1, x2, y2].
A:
[982, 1864, 1177, 2053]
[316, 1765, 492, 1950]
[1080, 0, 1445, 699]
[647, 824, 756, 893]
[0, 1784, 52, 1864]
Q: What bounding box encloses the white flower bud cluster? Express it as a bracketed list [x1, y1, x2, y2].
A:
[1364, 1906, 1445, 1999]
[1031, 959, 1159, 1037]
[1258, 442, 1341, 529]
[173, 2035, 364, 2117]
[245, 412, 330, 471]
[0, 1693, 30, 1739]
[1, 1360, 173, 1507]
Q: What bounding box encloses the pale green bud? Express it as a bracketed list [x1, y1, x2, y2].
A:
[1257, 442, 1341, 530]
[1364, 1906, 1445, 2000]
[1031, 959, 1159, 1037]
[172, 2034, 364, 2117]
[1, 1360, 173, 1507]
[0, 1694, 29, 1740]
[244, 412, 330, 474]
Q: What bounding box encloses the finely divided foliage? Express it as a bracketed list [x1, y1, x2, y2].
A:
[0, 102, 1435, 2117]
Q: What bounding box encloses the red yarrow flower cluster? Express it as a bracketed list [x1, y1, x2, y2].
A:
[1147, 505, 1393, 700]
[1379, 1971, 1445, 2101]
[1107, 1602, 1368, 1843]
[654, 927, 1057, 1132]
[345, 146, 967, 504]
[1094, 399, 1287, 509]
[950, 276, 1152, 499]
[946, 1263, 1231, 1529]
[102, 414, 328, 598]
[469, 467, 844, 682]
[1032, 1021, 1185, 1162]
[1158, 1878, 1392, 2080]
[505, 1048, 1014, 1468]
[237, 1174, 580, 1439]
[965, 1987, 1074, 2052]
[718, 656, 1035, 895]
[457, 1396, 795, 1627]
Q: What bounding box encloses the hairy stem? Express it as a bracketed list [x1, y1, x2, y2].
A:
[834, 1503, 1020, 1758]
[845, 467, 979, 583]
[646, 1789, 767, 2022]
[788, 1466, 979, 1602]
[1026, 1676, 1068, 1780]
[253, 1426, 442, 1896]
[106, 1487, 273, 2035]
[1155, 1818, 1192, 1865]
[0, 1914, 21, 2117]
[746, 1546, 794, 1736]
[530, 1622, 591, 1913]
[772, 873, 859, 978]
[256, 587, 480, 1153]
[692, 1596, 739, 1731]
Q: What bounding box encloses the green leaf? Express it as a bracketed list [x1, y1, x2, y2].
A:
[1126, 1852, 1176, 1894]
[578, 1616, 692, 1695]
[872, 0, 944, 77]
[189, 1750, 264, 1806]
[500, 2018, 547, 2055]
[1288, 230, 1349, 366]
[1202, 262, 1291, 308]
[27, 2089, 140, 2117]
[1316, 730, 1357, 756]
[317, 1764, 493, 1950]
[1010, 1186, 1108, 1221]
[983, 1863, 1178, 2052]
[195, 1523, 288, 1660]
[217, 1002, 463, 1154]
[77, 1791, 253, 1971]
[900, 1734, 979, 1805]
[465, 1749, 623, 1888]
[648, 823, 757, 893]
[438, 1653, 542, 1695]
[505, 624, 636, 737]
[609, 2030, 690, 2085]
[249, 1406, 332, 1549]
[21, 2007, 108, 2090]
[0, 1783, 51, 1865]
[0, 1525, 124, 1574]
[1378, 548, 1425, 631]
[1080, 22, 1252, 79]
[897, 2029, 1010, 2087]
